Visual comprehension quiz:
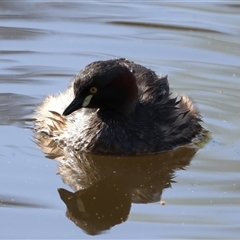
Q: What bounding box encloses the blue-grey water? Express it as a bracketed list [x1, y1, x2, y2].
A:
[0, 2, 240, 239]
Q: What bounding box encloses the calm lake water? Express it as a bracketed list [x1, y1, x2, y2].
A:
[1, 1, 240, 239]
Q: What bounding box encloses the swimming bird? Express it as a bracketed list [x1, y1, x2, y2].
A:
[34, 58, 202, 154]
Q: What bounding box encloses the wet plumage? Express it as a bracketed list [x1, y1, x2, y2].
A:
[34, 58, 202, 154]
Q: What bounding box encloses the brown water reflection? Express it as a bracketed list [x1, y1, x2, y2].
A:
[35, 133, 199, 235]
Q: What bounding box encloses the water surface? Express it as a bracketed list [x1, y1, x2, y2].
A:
[0, 1, 240, 239]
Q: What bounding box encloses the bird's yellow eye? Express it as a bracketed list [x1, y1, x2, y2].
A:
[90, 87, 97, 94]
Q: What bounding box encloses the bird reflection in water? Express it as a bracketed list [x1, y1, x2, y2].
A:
[35, 134, 202, 235]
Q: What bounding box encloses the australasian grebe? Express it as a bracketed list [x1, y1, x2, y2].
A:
[34, 58, 202, 154]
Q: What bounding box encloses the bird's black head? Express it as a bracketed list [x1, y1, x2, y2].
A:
[62, 59, 138, 116]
